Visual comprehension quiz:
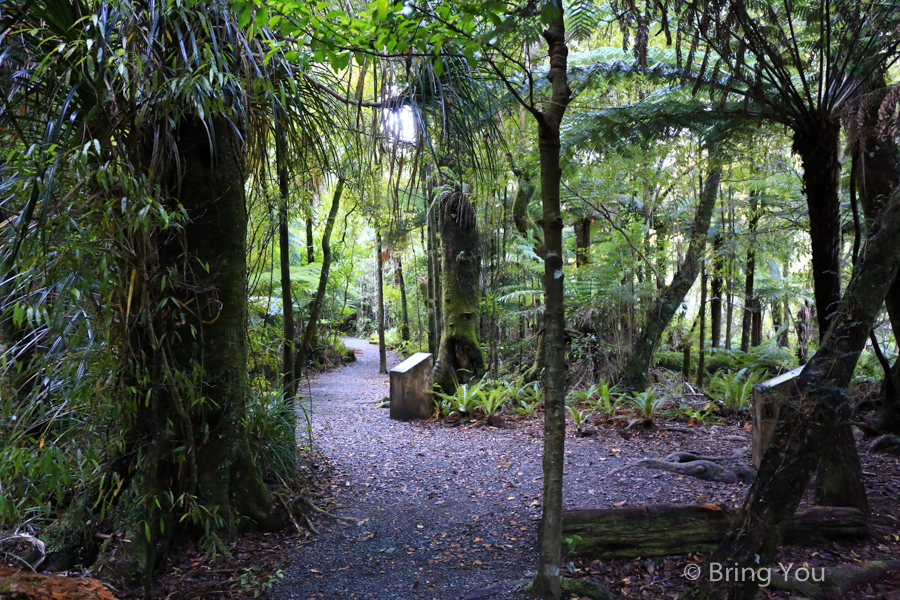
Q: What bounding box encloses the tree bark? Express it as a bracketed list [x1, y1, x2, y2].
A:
[794, 123, 842, 338]
[697, 264, 707, 387]
[794, 122, 866, 509]
[562, 505, 867, 560]
[376, 230, 387, 374]
[622, 166, 721, 392]
[740, 195, 760, 353]
[852, 81, 900, 433]
[530, 15, 571, 599]
[710, 232, 724, 347]
[575, 218, 591, 267]
[397, 255, 410, 343]
[276, 124, 297, 399]
[682, 186, 900, 600]
[296, 177, 344, 372]
[433, 187, 484, 392]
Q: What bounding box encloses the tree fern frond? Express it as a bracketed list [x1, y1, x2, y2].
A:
[566, 0, 602, 42]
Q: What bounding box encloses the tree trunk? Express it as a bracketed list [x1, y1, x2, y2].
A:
[433, 187, 484, 392]
[530, 15, 571, 598]
[710, 233, 724, 347]
[697, 264, 707, 387]
[306, 203, 315, 265]
[622, 166, 721, 392]
[794, 122, 866, 509]
[795, 123, 842, 338]
[296, 177, 344, 372]
[425, 180, 438, 356]
[376, 230, 387, 375]
[276, 125, 297, 399]
[97, 118, 277, 580]
[751, 303, 763, 347]
[740, 195, 760, 353]
[575, 217, 591, 266]
[397, 255, 410, 343]
[682, 186, 900, 600]
[852, 81, 900, 433]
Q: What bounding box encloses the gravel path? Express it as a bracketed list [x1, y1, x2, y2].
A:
[272, 339, 539, 600]
[270, 338, 758, 600]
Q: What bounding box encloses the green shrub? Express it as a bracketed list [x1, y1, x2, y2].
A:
[628, 389, 665, 420]
[432, 380, 489, 419]
[705, 369, 766, 412]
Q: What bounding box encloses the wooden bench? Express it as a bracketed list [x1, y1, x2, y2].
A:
[752, 366, 804, 468]
[389, 352, 433, 421]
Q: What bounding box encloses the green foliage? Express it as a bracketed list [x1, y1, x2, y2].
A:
[628, 389, 665, 420]
[672, 404, 716, 423]
[512, 398, 541, 417]
[230, 566, 286, 597]
[432, 380, 489, 419]
[586, 382, 623, 419]
[566, 382, 603, 406]
[567, 406, 589, 426]
[243, 390, 307, 484]
[479, 386, 509, 421]
[706, 369, 766, 413]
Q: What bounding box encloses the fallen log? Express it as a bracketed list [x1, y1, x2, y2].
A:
[561, 504, 867, 559]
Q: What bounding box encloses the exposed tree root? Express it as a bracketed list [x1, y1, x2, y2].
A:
[663, 426, 698, 435]
[297, 497, 361, 526]
[768, 559, 900, 599]
[866, 434, 900, 454]
[604, 448, 756, 484]
[664, 448, 748, 463]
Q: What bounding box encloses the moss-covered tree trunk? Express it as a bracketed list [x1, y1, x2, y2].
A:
[172, 118, 273, 526]
[433, 188, 484, 392]
[622, 165, 721, 392]
[89, 118, 277, 581]
[682, 186, 900, 600]
[510, 161, 544, 255]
